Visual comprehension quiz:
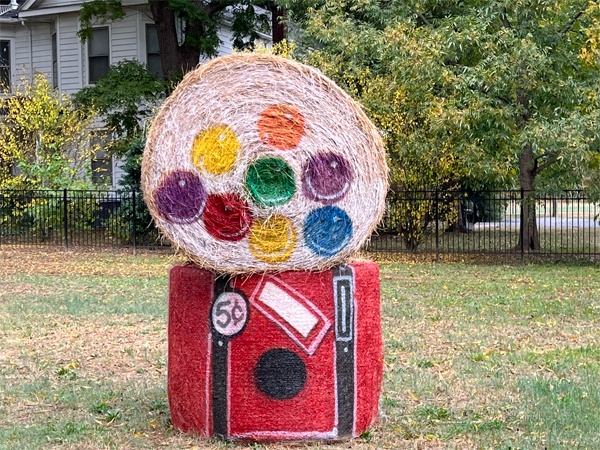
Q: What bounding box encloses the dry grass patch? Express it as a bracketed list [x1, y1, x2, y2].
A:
[0, 246, 179, 278]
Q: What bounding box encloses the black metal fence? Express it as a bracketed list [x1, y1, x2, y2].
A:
[0, 189, 163, 249]
[366, 190, 600, 261]
[1, 189, 599, 261]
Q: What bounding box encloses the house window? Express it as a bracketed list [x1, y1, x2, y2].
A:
[88, 27, 109, 83]
[175, 14, 186, 46]
[0, 40, 10, 93]
[146, 24, 162, 79]
[52, 33, 58, 88]
[92, 149, 113, 185]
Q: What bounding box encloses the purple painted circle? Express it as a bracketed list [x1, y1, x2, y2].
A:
[302, 152, 353, 205]
[154, 170, 206, 224]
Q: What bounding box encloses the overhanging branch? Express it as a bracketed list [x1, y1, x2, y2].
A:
[205, 0, 237, 17]
[551, 0, 600, 51]
[415, 10, 431, 26]
[468, 84, 511, 106]
[535, 153, 558, 173]
[500, 7, 512, 29]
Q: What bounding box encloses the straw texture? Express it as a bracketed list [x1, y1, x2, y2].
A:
[142, 54, 388, 274]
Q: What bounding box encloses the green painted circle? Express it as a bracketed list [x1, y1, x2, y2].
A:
[245, 157, 296, 207]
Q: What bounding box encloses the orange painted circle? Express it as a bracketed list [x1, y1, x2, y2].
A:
[257, 105, 305, 150]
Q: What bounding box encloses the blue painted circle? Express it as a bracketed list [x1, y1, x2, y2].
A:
[303, 206, 353, 257]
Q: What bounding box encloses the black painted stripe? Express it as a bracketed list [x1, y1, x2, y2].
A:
[333, 265, 355, 438]
[211, 276, 228, 439]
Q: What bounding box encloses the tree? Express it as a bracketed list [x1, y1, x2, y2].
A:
[74, 60, 168, 155]
[0, 74, 99, 189]
[78, 0, 282, 78]
[284, 0, 600, 251]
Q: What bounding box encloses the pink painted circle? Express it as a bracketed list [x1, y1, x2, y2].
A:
[211, 292, 248, 337]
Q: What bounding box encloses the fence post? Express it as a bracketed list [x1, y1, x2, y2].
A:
[435, 189, 439, 263]
[0, 193, 3, 249]
[520, 188, 524, 265]
[132, 190, 137, 256]
[63, 188, 68, 251]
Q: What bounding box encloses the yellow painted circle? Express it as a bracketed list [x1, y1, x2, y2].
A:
[191, 125, 240, 175]
[249, 215, 296, 263]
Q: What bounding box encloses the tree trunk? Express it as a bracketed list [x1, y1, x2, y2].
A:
[518, 143, 540, 251]
[150, 2, 201, 79]
[446, 204, 471, 233]
[514, 90, 540, 252]
[270, 6, 287, 43]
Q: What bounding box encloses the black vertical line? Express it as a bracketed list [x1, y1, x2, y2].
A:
[594, 198, 600, 254]
[586, 193, 590, 256]
[584, 193, 587, 255]
[502, 192, 506, 255]
[435, 189, 439, 263]
[569, 192, 572, 255]
[581, 193, 584, 254]
[132, 190, 137, 255]
[63, 189, 68, 250]
[211, 276, 229, 439]
[548, 194, 552, 254]
[556, 193, 558, 254]
[0, 192, 3, 249]
[333, 265, 355, 438]
[520, 188, 524, 265]
[587, 193, 591, 256]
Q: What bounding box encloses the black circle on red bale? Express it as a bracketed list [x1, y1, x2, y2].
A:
[254, 348, 307, 400]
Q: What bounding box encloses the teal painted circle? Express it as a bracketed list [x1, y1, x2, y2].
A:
[304, 206, 353, 257]
[245, 157, 296, 207]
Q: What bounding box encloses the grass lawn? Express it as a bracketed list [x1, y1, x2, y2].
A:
[1, 248, 599, 449]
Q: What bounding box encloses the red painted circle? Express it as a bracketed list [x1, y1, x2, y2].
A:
[257, 104, 305, 150]
[202, 193, 253, 241]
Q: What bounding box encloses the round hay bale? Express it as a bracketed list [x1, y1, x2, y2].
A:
[142, 53, 388, 274]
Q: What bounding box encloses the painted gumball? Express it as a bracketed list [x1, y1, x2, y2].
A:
[302, 152, 353, 205]
[202, 193, 253, 242]
[304, 206, 353, 256]
[154, 170, 206, 224]
[245, 157, 296, 207]
[258, 105, 305, 150]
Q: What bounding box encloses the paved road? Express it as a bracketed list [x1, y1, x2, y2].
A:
[474, 217, 599, 229]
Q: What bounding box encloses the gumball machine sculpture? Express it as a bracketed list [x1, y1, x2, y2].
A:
[141, 54, 388, 441]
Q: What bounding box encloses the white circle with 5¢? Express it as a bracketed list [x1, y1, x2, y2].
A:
[211, 292, 248, 337]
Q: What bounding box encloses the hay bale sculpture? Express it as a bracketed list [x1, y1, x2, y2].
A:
[141, 54, 388, 441]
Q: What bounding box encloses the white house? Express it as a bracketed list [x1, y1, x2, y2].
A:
[0, 0, 268, 187]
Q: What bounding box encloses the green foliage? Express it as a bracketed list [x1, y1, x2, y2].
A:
[73, 60, 167, 153]
[166, 0, 221, 56]
[383, 191, 458, 251]
[230, 3, 271, 50]
[109, 137, 159, 245]
[0, 75, 98, 189]
[77, 0, 125, 42]
[289, 0, 600, 249]
[288, 0, 600, 196]
[118, 137, 145, 192]
[79, 1, 272, 60]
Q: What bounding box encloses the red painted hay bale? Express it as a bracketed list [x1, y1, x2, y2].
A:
[168, 261, 383, 440]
